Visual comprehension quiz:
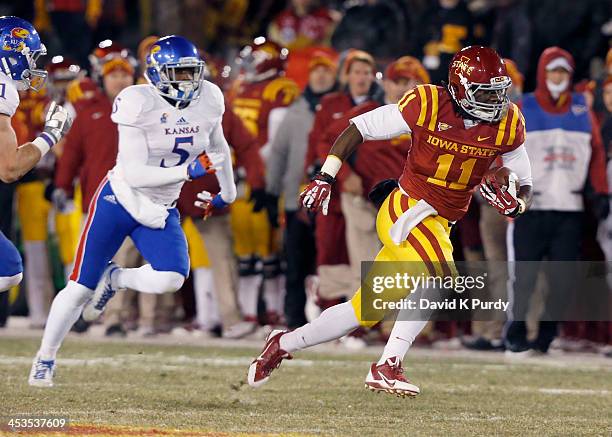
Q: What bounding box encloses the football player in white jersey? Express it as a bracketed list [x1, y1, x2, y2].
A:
[29, 35, 237, 387]
[0, 16, 72, 292]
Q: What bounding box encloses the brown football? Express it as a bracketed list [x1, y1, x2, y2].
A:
[482, 166, 519, 193]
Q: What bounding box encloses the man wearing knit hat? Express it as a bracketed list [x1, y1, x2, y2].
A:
[266, 50, 338, 329]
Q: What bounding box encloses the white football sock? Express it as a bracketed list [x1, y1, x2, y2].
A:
[377, 319, 428, 365]
[24, 241, 55, 326]
[279, 301, 359, 353]
[193, 267, 220, 329]
[38, 281, 92, 360]
[114, 264, 184, 294]
[237, 275, 261, 319]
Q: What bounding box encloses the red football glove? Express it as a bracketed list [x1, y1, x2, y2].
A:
[479, 173, 520, 217]
[300, 172, 335, 215]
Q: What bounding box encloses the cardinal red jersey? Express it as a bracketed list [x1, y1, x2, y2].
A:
[397, 84, 526, 221]
[229, 76, 300, 149]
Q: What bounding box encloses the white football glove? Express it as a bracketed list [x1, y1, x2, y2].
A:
[43, 102, 73, 144]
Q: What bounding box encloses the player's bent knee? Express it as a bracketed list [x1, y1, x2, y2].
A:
[62, 281, 95, 306]
[152, 271, 185, 293]
[0, 272, 23, 292]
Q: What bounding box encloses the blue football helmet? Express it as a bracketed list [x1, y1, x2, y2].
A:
[145, 35, 205, 103]
[0, 16, 47, 91]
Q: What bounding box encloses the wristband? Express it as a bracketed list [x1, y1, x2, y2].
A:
[32, 135, 54, 157]
[320, 155, 342, 178]
[517, 198, 526, 215]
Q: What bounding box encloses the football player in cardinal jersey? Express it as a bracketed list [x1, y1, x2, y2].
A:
[248, 46, 533, 396]
[29, 35, 237, 387]
[0, 16, 72, 293]
[226, 37, 300, 338]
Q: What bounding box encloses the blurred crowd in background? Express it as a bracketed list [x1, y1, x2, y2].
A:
[1, 0, 612, 356]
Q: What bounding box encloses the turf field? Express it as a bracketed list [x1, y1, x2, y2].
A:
[0, 333, 611, 436]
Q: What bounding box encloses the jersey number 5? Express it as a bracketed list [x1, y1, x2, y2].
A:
[427, 154, 476, 190]
[161, 136, 192, 167]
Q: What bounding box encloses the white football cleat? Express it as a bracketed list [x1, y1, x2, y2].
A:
[248, 329, 292, 388]
[82, 262, 119, 322]
[28, 355, 55, 387]
[365, 357, 420, 397]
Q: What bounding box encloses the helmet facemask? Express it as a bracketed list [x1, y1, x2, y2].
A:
[151, 57, 205, 103]
[454, 74, 511, 123]
[5, 44, 47, 91]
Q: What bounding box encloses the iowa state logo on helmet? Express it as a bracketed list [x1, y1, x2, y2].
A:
[452, 56, 475, 76]
[2, 27, 30, 52]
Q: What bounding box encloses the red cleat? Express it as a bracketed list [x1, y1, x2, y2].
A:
[247, 329, 292, 387]
[364, 357, 420, 397]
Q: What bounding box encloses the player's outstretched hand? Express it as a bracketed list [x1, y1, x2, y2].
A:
[479, 174, 519, 217]
[43, 101, 73, 145]
[194, 190, 229, 219]
[188, 152, 225, 180]
[300, 172, 334, 216]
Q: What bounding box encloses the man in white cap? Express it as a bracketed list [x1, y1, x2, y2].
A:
[505, 47, 608, 355]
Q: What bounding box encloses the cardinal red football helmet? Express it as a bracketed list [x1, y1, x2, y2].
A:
[447, 46, 511, 123]
[237, 37, 287, 83]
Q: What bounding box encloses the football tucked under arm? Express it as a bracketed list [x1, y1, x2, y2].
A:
[480, 144, 533, 217]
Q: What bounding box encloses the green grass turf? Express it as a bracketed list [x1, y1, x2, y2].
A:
[0, 336, 610, 436]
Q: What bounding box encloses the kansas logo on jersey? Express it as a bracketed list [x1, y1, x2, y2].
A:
[165, 125, 200, 135]
[452, 56, 475, 77]
[2, 27, 29, 52]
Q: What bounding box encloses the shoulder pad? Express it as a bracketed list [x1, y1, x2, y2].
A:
[0, 74, 20, 117]
[110, 85, 153, 126]
[497, 102, 526, 150]
[397, 84, 441, 131]
[200, 80, 225, 114]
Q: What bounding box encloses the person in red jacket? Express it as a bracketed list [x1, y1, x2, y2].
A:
[317, 57, 428, 299]
[306, 49, 378, 305]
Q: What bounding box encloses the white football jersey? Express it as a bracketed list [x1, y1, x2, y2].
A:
[0, 72, 20, 118]
[110, 80, 224, 205]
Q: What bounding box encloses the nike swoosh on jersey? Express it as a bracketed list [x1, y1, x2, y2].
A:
[477, 136, 491, 141]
